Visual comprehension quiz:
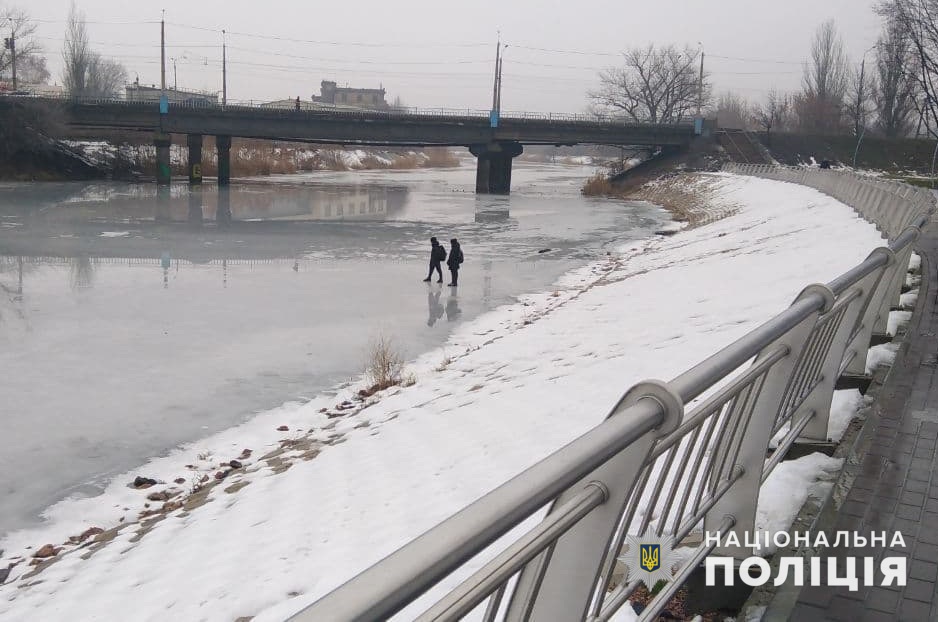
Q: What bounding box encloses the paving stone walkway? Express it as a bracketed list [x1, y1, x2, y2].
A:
[791, 222, 938, 621]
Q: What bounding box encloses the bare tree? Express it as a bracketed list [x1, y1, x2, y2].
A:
[61, 2, 90, 95]
[877, 0, 938, 137]
[846, 58, 877, 136]
[85, 54, 126, 97]
[796, 20, 850, 133]
[873, 16, 918, 136]
[16, 54, 49, 84]
[752, 89, 792, 145]
[61, 2, 126, 98]
[590, 44, 709, 123]
[714, 91, 751, 129]
[0, 6, 42, 84]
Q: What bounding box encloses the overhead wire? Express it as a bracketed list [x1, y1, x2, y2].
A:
[26, 16, 817, 106]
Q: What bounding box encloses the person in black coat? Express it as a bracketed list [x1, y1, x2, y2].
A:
[423, 237, 446, 283]
[447, 238, 464, 286]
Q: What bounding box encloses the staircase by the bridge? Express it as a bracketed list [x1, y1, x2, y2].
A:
[717, 129, 772, 164]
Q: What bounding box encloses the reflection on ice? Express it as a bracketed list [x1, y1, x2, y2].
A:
[0, 181, 412, 226]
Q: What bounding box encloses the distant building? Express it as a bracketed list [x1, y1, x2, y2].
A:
[27, 83, 65, 97]
[0, 81, 63, 96]
[125, 82, 218, 106]
[312, 80, 388, 110]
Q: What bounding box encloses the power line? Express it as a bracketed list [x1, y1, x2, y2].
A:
[710, 70, 801, 76]
[35, 35, 218, 49]
[34, 18, 159, 25]
[510, 44, 620, 57]
[224, 44, 489, 66]
[708, 53, 803, 66]
[165, 21, 489, 49]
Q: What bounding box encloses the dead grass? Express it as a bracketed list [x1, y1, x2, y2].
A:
[582, 171, 736, 229]
[423, 147, 460, 168]
[363, 333, 405, 394]
[630, 174, 737, 228]
[126, 139, 460, 178]
[581, 172, 618, 197]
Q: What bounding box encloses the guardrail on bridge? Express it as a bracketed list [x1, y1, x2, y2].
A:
[291, 164, 934, 621]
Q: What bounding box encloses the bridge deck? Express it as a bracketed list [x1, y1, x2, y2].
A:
[1, 97, 696, 147]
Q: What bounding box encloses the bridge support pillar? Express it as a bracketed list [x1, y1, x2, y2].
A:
[154, 133, 172, 187]
[470, 141, 523, 194]
[216, 135, 231, 187]
[187, 134, 203, 186]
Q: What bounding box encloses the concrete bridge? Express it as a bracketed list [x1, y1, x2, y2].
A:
[4, 97, 699, 194]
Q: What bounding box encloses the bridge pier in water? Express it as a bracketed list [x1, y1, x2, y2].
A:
[187, 134, 203, 186]
[470, 141, 523, 194]
[216, 135, 232, 187]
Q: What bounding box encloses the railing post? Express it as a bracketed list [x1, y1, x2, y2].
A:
[793, 267, 888, 441]
[841, 247, 900, 376]
[704, 288, 829, 559]
[504, 381, 683, 621]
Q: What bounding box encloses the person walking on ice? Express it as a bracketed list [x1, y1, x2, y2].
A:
[423, 237, 446, 283]
[447, 238, 464, 286]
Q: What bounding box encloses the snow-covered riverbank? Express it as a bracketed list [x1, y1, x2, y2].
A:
[0, 173, 899, 621]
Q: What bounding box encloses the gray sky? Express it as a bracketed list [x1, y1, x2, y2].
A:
[16, 0, 883, 112]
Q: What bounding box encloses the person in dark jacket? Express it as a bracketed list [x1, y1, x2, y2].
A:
[423, 237, 446, 283]
[447, 238, 463, 286]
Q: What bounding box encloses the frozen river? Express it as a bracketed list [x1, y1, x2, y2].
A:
[0, 162, 668, 537]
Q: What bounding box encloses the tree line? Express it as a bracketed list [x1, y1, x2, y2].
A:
[590, 3, 938, 142]
[0, 1, 126, 98]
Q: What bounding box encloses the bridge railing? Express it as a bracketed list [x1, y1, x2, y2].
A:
[286, 171, 932, 621]
[9, 93, 694, 128]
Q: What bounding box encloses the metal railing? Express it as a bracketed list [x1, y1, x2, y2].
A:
[291, 165, 933, 622]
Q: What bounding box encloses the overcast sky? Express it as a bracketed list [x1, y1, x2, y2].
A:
[15, 0, 883, 112]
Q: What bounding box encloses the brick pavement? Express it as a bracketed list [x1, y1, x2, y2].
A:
[791, 223, 938, 621]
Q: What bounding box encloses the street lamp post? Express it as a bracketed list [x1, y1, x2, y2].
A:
[160, 10, 166, 94]
[490, 33, 500, 125]
[496, 44, 507, 115]
[930, 125, 938, 188]
[3, 17, 16, 90]
[852, 44, 878, 169]
[222, 29, 227, 106]
[696, 42, 704, 117]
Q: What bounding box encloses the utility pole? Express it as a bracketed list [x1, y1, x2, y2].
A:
[491, 34, 501, 113]
[4, 19, 15, 90]
[160, 10, 166, 93]
[496, 45, 507, 115]
[852, 44, 877, 168]
[696, 47, 704, 117]
[222, 29, 227, 106]
[855, 56, 866, 138]
[171, 57, 177, 90]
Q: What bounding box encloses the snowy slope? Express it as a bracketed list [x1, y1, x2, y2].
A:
[0, 173, 892, 621]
